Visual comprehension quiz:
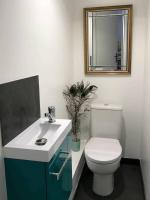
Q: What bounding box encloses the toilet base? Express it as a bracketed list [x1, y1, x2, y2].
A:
[93, 173, 114, 196]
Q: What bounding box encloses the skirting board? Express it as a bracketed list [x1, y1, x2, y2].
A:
[69, 153, 85, 200]
[121, 158, 140, 165]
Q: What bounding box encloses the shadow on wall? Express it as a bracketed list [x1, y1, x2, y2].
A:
[120, 116, 126, 157]
[80, 112, 90, 141]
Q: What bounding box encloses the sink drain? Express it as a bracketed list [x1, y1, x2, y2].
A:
[35, 138, 47, 146]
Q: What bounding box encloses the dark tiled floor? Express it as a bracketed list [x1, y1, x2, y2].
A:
[74, 162, 145, 200]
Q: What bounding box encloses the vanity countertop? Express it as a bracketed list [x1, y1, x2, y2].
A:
[3, 118, 72, 162]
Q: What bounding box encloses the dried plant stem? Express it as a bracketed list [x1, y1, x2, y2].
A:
[63, 81, 97, 141]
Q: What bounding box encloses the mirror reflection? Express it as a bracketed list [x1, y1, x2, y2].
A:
[84, 5, 132, 75]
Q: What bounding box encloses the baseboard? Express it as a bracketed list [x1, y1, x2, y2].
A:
[140, 160, 146, 200]
[69, 153, 85, 200]
[121, 158, 140, 165]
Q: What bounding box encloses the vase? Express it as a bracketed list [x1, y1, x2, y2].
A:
[71, 131, 80, 152]
[72, 138, 80, 152]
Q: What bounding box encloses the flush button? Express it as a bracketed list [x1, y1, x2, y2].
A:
[104, 103, 109, 106]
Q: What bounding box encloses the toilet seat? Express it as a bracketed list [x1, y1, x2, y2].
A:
[85, 137, 122, 164]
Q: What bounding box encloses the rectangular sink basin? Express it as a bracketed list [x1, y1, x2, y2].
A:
[15, 122, 61, 146]
[3, 118, 72, 162]
[31, 123, 61, 146]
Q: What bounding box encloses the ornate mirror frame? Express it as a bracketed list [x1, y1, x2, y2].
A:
[84, 5, 133, 75]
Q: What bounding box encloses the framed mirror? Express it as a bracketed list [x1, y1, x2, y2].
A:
[84, 5, 132, 75]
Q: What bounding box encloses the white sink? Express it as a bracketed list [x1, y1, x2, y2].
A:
[3, 118, 72, 162]
[16, 122, 61, 146]
[27, 123, 61, 146]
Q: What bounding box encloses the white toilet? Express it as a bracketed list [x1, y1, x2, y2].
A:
[85, 103, 122, 196]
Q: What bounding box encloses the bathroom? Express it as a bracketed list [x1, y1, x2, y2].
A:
[0, 0, 149, 200]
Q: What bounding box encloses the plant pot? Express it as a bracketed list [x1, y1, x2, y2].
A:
[72, 138, 80, 152]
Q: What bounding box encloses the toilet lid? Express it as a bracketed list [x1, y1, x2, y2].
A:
[85, 137, 122, 164]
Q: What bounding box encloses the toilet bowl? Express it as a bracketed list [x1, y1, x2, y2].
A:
[85, 137, 122, 196]
[85, 103, 123, 196]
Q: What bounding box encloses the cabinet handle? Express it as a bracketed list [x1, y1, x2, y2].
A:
[49, 152, 71, 181]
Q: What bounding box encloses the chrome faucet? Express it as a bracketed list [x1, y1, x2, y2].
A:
[45, 106, 56, 123]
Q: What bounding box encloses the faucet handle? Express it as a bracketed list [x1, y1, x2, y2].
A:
[45, 107, 56, 123]
[48, 106, 55, 116]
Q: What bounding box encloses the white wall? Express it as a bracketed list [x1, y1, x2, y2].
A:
[141, 0, 150, 199]
[0, 0, 149, 199]
[0, 0, 73, 199]
[0, 0, 73, 117]
[72, 0, 147, 158]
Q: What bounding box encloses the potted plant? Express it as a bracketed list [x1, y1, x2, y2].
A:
[63, 81, 97, 152]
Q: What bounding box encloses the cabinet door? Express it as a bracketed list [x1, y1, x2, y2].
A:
[46, 135, 72, 200]
[5, 159, 46, 200]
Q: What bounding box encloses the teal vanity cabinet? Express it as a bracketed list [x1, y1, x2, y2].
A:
[4, 134, 72, 200]
[46, 137, 72, 200]
[5, 159, 46, 200]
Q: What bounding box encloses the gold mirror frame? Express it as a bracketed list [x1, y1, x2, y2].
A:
[84, 5, 133, 75]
